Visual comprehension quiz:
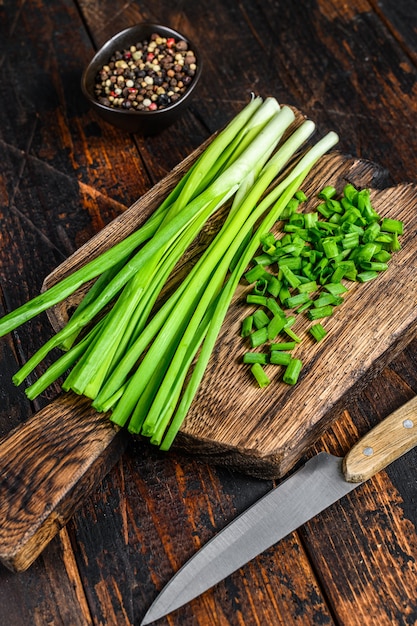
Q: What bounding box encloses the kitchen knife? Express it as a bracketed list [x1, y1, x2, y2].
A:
[141, 394, 417, 625]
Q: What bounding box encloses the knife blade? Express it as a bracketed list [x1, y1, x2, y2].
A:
[141, 394, 417, 625]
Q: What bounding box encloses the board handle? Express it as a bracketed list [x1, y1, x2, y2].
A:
[0, 393, 127, 572]
[343, 395, 417, 482]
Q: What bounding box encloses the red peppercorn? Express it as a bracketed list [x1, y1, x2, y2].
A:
[166, 38, 175, 48]
[149, 102, 158, 111]
[146, 52, 155, 61]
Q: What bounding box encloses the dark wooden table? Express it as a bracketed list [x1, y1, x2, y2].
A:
[1, 1, 417, 624]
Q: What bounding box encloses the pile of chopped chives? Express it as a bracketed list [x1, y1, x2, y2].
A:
[242, 183, 404, 387]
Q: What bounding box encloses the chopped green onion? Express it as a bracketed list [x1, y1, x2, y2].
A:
[253, 278, 268, 295]
[283, 326, 302, 342]
[283, 358, 303, 385]
[253, 309, 270, 329]
[267, 315, 287, 340]
[294, 190, 308, 202]
[380, 218, 404, 235]
[357, 270, 378, 282]
[318, 185, 337, 200]
[245, 264, 268, 283]
[322, 238, 340, 259]
[270, 341, 297, 351]
[373, 249, 391, 263]
[342, 183, 358, 204]
[266, 276, 281, 297]
[250, 327, 269, 348]
[247, 294, 268, 306]
[250, 363, 271, 388]
[280, 264, 301, 288]
[279, 285, 291, 306]
[313, 293, 342, 307]
[307, 305, 334, 320]
[297, 280, 318, 294]
[266, 297, 286, 317]
[270, 351, 292, 366]
[241, 315, 253, 337]
[324, 282, 348, 295]
[285, 292, 312, 309]
[359, 261, 388, 272]
[243, 352, 268, 364]
[309, 323, 327, 342]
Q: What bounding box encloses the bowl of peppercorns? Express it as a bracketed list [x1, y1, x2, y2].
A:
[81, 23, 202, 134]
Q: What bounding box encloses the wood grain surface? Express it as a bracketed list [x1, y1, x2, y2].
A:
[1, 0, 417, 624]
[0, 393, 126, 572]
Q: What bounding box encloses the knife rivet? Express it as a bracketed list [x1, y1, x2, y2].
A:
[403, 419, 414, 429]
[363, 446, 374, 456]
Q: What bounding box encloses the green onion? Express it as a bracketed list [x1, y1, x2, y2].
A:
[357, 270, 378, 282]
[359, 261, 388, 272]
[297, 280, 318, 294]
[241, 315, 253, 337]
[243, 352, 268, 364]
[247, 294, 268, 306]
[285, 292, 311, 309]
[280, 264, 301, 288]
[309, 323, 327, 342]
[250, 363, 271, 388]
[324, 282, 348, 295]
[240, 173, 404, 392]
[283, 358, 303, 385]
[245, 264, 268, 283]
[294, 190, 308, 202]
[380, 218, 404, 235]
[266, 276, 281, 297]
[250, 327, 269, 348]
[253, 309, 270, 329]
[267, 315, 287, 340]
[266, 297, 285, 317]
[270, 341, 297, 351]
[307, 305, 334, 320]
[318, 185, 337, 200]
[160, 131, 340, 449]
[270, 351, 292, 366]
[283, 326, 302, 342]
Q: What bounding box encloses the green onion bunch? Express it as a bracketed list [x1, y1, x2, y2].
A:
[0, 96, 339, 449]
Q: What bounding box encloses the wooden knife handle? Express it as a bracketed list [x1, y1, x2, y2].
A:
[343, 395, 417, 483]
[0, 393, 127, 572]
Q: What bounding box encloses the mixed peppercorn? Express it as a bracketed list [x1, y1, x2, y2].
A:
[94, 32, 198, 112]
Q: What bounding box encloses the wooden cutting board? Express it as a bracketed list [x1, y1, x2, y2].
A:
[1, 122, 417, 572]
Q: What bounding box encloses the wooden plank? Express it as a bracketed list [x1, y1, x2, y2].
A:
[0, 301, 96, 621]
[0, 528, 94, 626]
[0, 392, 127, 572]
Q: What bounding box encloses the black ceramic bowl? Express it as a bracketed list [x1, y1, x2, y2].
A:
[81, 23, 202, 135]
